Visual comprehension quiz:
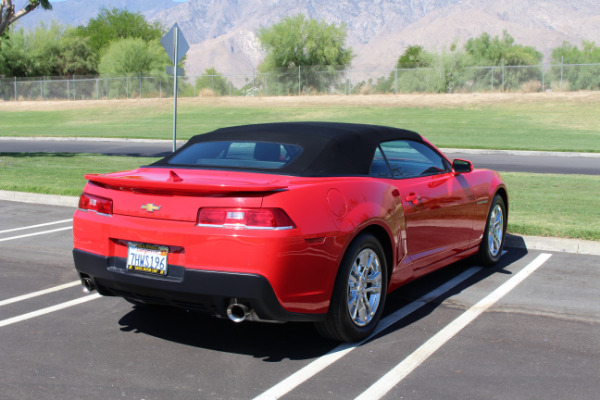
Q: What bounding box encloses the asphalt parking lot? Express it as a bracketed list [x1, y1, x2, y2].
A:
[1, 200, 599, 400]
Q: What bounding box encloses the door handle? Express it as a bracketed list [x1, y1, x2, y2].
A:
[405, 193, 421, 205]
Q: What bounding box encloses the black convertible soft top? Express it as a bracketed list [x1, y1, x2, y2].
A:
[153, 122, 424, 176]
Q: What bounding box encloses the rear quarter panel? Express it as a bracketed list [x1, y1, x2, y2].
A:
[262, 176, 405, 292]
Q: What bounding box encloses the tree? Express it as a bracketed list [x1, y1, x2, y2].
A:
[465, 31, 542, 66]
[24, 20, 62, 75]
[74, 7, 164, 56]
[425, 45, 470, 93]
[374, 45, 433, 93]
[0, 0, 52, 37]
[98, 37, 169, 75]
[0, 21, 97, 77]
[257, 14, 353, 94]
[551, 41, 600, 90]
[465, 31, 543, 90]
[552, 40, 600, 64]
[0, 21, 61, 77]
[396, 45, 428, 69]
[1, 8, 165, 78]
[97, 38, 171, 99]
[52, 34, 97, 75]
[0, 27, 30, 76]
[196, 67, 231, 96]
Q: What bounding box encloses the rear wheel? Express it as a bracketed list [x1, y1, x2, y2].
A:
[477, 194, 507, 266]
[315, 233, 388, 342]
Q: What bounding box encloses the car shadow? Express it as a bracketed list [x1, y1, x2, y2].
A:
[117, 247, 529, 362]
[372, 246, 528, 341]
[118, 302, 336, 362]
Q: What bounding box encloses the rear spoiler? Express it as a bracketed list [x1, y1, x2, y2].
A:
[85, 169, 288, 194]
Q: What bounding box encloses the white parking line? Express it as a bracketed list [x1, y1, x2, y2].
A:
[0, 218, 73, 234]
[0, 293, 101, 328]
[253, 266, 482, 400]
[354, 253, 553, 400]
[0, 226, 72, 242]
[0, 280, 81, 307]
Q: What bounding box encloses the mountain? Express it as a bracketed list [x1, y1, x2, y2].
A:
[15, 0, 600, 78]
[153, 0, 466, 76]
[150, 0, 600, 77]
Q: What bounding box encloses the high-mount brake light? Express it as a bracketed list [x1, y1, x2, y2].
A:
[197, 208, 295, 230]
[79, 193, 113, 215]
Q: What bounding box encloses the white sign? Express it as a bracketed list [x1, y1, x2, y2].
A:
[161, 23, 189, 64]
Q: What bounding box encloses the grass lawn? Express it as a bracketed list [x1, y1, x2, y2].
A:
[501, 172, 600, 241]
[1, 93, 600, 153]
[0, 153, 598, 241]
[0, 153, 160, 196]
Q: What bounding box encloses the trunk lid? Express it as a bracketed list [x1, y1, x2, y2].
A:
[85, 168, 289, 221]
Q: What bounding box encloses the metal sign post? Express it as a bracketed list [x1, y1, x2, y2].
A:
[161, 23, 189, 152]
[171, 27, 178, 152]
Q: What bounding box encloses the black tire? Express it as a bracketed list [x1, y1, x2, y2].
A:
[315, 233, 388, 342]
[476, 194, 507, 267]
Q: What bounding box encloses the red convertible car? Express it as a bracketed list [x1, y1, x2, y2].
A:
[73, 122, 507, 342]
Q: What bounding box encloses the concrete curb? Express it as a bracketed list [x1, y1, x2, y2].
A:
[0, 190, 78, 208]
[505, 234, 600, 256]
[1, 190, 599, 257]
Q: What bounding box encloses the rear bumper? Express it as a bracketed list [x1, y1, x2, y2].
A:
[73, 249, 325, 322]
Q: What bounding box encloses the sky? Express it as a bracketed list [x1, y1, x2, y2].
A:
[49, 0, 189, 2]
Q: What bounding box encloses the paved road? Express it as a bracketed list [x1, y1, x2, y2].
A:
[0, 138, 599, 175]
[1, 200, 599, 400]
[0, 138, 175, 158]
[446, 150, 599, 175]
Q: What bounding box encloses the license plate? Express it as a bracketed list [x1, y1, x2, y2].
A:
[127, 242, 168, 275]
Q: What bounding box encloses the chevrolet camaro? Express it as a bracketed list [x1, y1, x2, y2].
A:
[73, 122, 507, 342]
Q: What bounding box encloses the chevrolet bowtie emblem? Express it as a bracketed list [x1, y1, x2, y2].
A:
[141, 203, 161, 212]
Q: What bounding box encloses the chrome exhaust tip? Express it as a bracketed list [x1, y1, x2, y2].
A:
[81, 277, 95, 294]
[226, 300, 251, 323]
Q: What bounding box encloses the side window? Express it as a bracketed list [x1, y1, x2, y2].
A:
[369, 147, 392, 177]
[379, 140, 450, 179]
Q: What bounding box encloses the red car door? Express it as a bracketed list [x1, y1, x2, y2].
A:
[399, 172, 477, 271]
[377, 140, 477, 272]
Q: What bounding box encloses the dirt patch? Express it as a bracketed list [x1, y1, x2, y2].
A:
[1, 91, 600, 111]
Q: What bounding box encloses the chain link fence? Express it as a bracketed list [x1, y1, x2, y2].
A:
[2, 62, 600, 101]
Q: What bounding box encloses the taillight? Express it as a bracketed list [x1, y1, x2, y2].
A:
[79, 193, 113, 215]
[197, 208, 295, 230]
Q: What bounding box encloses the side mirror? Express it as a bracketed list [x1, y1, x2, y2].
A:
[452, 159, 473, 174]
